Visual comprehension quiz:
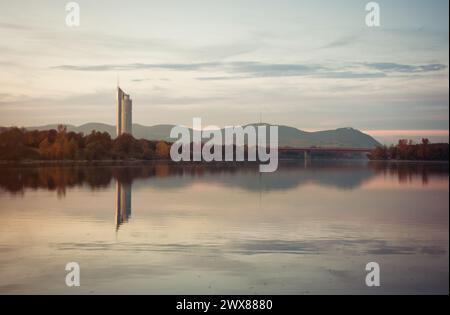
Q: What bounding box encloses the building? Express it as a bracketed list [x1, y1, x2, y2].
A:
[116, 87, 132, 136]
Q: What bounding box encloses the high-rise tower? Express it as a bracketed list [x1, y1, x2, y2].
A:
[116, 87, 132, 136]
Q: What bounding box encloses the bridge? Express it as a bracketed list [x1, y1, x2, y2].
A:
[278, 147, 373, 160]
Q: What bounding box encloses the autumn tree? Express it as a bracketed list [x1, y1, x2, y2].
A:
[368, 145, 389, 160]
[155, 141, 170, 159]
[84, 130, 112, 160]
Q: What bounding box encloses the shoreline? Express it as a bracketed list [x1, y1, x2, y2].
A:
[0, 158, 448, 167]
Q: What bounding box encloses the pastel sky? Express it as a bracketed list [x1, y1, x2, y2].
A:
[0, 0, 448, 143]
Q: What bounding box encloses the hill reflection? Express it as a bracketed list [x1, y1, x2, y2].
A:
[0, 161, 447, 196]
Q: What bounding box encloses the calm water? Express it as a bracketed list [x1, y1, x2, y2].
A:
[0, 161, 448, 294]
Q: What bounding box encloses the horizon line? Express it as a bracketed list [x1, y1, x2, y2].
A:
[2, 122, 449, 142]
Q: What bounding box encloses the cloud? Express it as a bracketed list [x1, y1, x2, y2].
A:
[364, 63, 447, 73]
[52, 61, 342, 79]
[197, 76, 250, 81]
[132, 78, 171, 82]
[53, 61, 324, 75]
[317, 72, 386, 79]
[321, 35, 359, 49]
[53, 61, 447, 80]
[53, 62, 221, 72]
[0, 22, 35, 31]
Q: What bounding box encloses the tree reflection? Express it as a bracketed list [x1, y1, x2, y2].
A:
[0, 161, 447, 196]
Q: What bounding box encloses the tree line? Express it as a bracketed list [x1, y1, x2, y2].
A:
[1, 127, 448, 162]
[368, 139, 449, 161]
[0, 125, 171, 161]
[0, 126, 280, 162]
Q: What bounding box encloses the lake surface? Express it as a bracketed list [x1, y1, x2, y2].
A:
[0, 161, 448, 294]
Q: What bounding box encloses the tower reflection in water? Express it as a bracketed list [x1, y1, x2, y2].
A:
[115, 181, 132, 230]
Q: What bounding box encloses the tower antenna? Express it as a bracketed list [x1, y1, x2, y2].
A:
[259, 105, 262, 124]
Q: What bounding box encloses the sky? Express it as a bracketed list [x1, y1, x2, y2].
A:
[0, 0, 448, 143]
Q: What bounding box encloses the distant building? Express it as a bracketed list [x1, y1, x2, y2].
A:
[116, 87, 132, 136]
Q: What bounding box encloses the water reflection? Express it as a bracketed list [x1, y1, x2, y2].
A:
[115, 182, 131, 230]
[0, 161, 447, 195]
[0, 161, 448, 294]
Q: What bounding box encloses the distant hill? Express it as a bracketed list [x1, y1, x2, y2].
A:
[23, 122, 380, 148]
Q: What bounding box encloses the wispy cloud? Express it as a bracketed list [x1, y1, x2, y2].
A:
[321, 35, 359, 49]
[53, 61, 447, 80]
[53, 62, 220, 72]
[0, 22, 35, 31]
[364, 63, 447, 73]
[317, 72, 386, 79]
